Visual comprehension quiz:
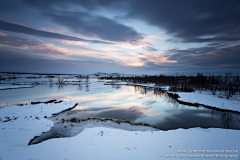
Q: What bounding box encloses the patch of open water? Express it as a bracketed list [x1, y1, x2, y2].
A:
[1, 78, 240, 131]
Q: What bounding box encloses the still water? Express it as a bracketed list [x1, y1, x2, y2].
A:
[1, 78, 240, 130]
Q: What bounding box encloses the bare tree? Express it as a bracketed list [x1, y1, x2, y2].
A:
[58, 77, 64, 85]
[48, 77, 53, 84]
[76, 75, 83, 83]
[85, 75, 90, 83]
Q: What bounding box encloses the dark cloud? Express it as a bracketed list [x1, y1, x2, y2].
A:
[43, 11, 143, 42]
[133, 43, 240, 74]
[62, 0, 240, 43]
[0, 20, 112, 44]
[143, 46, 157, 52]
[3, 0, 240, 43]
[1, 0, 239, 74]
[166, 44, 240, 72]
[20, 0, 143, 42]
[0, 47, 140, 74]
[125, 0, 240, 43]
[0, 36, 69, 57]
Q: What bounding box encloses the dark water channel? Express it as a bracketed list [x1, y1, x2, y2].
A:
[1, 78, 240, 131]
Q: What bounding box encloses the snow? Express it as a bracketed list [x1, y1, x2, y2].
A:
[0, 102, 239, 160]
[1, 126, 239, 160]
[0, 102, 77, 149]
[0, 85, 34, 90]
[0, 80, 240, 159]
[173, 91, 240, 113]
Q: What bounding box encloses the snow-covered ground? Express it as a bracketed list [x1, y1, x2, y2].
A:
[0, 101, 239, 160]
[174, 91, 240, 112]
[0, 102, 77, 148]
[0, 85, 34, 90]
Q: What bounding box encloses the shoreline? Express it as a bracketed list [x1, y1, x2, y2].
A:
[106, 81, 240, 113]
[1, 99, 239, 160]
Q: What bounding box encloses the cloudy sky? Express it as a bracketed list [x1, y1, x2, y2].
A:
[0, 0, 240, 74]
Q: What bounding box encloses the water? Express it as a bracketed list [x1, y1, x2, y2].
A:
[1, 77, 240, 130]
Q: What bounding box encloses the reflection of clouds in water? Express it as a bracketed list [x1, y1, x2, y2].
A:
[77, 85, 83, 91]
[68, 106, 114, 115]
[155, 109, 240, 130]
[156, 109, 218, 130]
[95, 106, 145, 121]
[70, 101, 157, 121]
[81, 107, 113, 112]
[73, 105, 88, 110]
[85, 85, 89, 92]
[44, 85, 160, 107]
[0, 100, 30, 108]
[145, 112, 163, 117]
[142, 100, 156, 106]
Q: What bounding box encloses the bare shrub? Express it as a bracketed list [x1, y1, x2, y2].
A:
[58, 77, 64, 84]
[76, 75, 83, 83]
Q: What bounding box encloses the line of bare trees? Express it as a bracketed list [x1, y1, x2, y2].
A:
[76, 75, 90, 83]
[98, 72, 240, 99]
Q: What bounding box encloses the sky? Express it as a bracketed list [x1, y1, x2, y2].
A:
[0, 0, 240, 74]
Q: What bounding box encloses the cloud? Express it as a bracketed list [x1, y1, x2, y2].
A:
[27, 0, 240, 43]
[58, 40, 88, 46]
[0, 47, 131, 74]
[40, 27, 71, 35]
[166, 43, 240, 72]
[42, 10, 143, 42]
[0, 36, 70, 57]
[125, 0, 240, 43]
[14, 0, 144, 43]
[0, 32, 7, 36]
[142, 46, 157, 52]
[0, 19, 112, 44]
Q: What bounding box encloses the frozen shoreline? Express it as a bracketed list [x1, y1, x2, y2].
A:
[110, 82, 240, 113]
[0, 100, 239, 159]
[0, 85, 34, 90]
[173, 91, 240, 113]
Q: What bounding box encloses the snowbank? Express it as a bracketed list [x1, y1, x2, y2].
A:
[0, 102, 77, 149]
[1, 126, 239, 160]
[0, 85, 34, 90]
[175, 91, 240, 112]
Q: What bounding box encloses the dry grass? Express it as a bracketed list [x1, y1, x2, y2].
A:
[63, 117, 158, 129]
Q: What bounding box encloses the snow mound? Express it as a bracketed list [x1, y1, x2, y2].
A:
[0, 101, 77, 148]
[0, 85, 34, 90]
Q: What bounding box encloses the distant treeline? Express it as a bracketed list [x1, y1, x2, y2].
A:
[99, 73, 240, 99]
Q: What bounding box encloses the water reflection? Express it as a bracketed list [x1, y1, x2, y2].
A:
[220, 112, 240, 129]
[1, 78, 240, 131]
[65, 84, 240, 130]
[112, 84, 121, 90]
[77, 85, 83, 91]
[49, 83, 53, 89]
[85, 84, 89, 92]
[58, 84, 63, 90]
